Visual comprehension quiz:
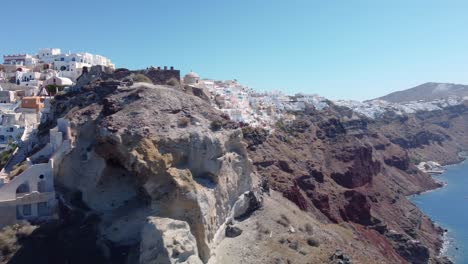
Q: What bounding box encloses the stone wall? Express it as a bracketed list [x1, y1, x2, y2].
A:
[136, 67, 180, 85]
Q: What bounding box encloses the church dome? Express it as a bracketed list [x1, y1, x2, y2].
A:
[185, 71, 199, 78]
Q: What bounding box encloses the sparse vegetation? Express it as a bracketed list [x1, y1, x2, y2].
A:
[304, 223, 314, 235]
[166, 77, 180, 86]
[132, 74, 152, 84]
[9, 161, 29, 180]
[46, 84, 65, 95]
[307, 237, 320, 247]
[177, 117, 190, 128]
[0, 144, 17, 170]
[0, 223, 37, 261]
[256, 222, 270, 235]
[277, 214, 291, 227]
[210, 119, 223, 131]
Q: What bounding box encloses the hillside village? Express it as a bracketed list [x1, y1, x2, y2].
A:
[0, 48, 331, 228]
[0, 48, 467, 229]
[0, 48, 114, 227]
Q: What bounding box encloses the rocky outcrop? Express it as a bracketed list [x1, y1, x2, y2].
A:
[231, 191, 262, 220]
[224, 225, 242, 238]
[341, 190, 372, 226]
[50, 80, 258, 262]
[18, 73, 467, 264]
[386, 231, 430, 264]
[246, 104, 446, 263]
[140, 217, 203, 264]
[373, 102, 468, 165]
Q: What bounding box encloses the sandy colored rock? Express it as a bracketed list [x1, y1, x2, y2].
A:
[140, 217, 203, 264]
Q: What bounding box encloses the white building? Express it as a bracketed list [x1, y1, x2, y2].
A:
[16, 71, 42, 87]
[43, 76, 73, 87]
[38, 50, 115, 81]
[0, 118, 72, 227]
[3, 48, 115, 82]
[0, 91, 17, 104]
[0, 125, 24, 147]
[37, 48, 62, 60]
[3, 54, 38, 66]
[184, 71, 201, 85]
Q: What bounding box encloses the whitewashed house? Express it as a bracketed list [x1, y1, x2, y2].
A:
[0, 118, 72, 227]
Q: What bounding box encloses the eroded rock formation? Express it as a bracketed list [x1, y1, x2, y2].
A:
[5, 73, 466, 264]
[49, 80, 259, 263]
[246, 105, 449, 263]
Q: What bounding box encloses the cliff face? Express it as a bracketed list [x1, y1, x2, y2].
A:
[373, 102, 468, 165]
[5, 75, 466, 263]
[245, 106, 449, 263]
[52, 81, 257, 263]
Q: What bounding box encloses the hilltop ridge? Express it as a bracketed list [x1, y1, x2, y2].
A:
[375, 82, 468, 103]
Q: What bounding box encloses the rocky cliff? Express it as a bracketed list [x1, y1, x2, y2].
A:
[56, 81, 261, 263]
[372, 102, 468, 165]
[244, 105, 452, 264]
[2, 75, 466, 264]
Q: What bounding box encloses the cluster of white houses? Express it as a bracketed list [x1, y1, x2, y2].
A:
[0, 48, 114, 227]
[185, 71, 329, 129]
[1, 48, 114, 98]
[0, 49, 329, 228]
[0, 85, 67, 227]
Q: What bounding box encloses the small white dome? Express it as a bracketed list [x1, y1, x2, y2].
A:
[185, 71, 199, 78]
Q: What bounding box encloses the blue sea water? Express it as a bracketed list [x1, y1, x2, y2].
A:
[410, 161, 468, 264]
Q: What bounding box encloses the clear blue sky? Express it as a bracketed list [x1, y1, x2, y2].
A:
[2, 0, 468, 100]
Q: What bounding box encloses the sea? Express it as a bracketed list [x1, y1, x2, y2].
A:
[410, 160, 468, 264]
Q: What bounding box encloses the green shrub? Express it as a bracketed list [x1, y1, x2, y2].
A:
[177, 117, 190, 128]
[132, 74, 152, 84]
[166, 77, 180, 87]
[9, 161, 28, 180]
[210, 120, 223, 131]
[307, 237, 320, 247]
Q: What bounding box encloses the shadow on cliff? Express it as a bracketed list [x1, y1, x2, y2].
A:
[7, 201, 131, 264]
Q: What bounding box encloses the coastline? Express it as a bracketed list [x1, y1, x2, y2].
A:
[410, 156, 468, 263]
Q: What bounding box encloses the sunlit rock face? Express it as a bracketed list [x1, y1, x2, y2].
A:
[55, 82, 257, 262]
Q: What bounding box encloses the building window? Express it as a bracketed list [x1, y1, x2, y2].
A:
[22, 204, 32, 216]
[37, 202, 48, 216]
[61, 58, 64, 61]
[38, 180, 46, 192]
[16, 183, 30, 194]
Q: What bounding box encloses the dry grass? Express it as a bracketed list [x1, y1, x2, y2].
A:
[307, 237, 320, 247]
[9, 161, 29, 180]
[132, 74, 152, 84]
[166, 77, 180, 87]
[0, 223, 37, 260]
[210, 120, 223, 131]
[304, 223, 314, 235]
[255, 221, 271, 240]
[277, 214, 291, 227]
[177, 117, 190, 128]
